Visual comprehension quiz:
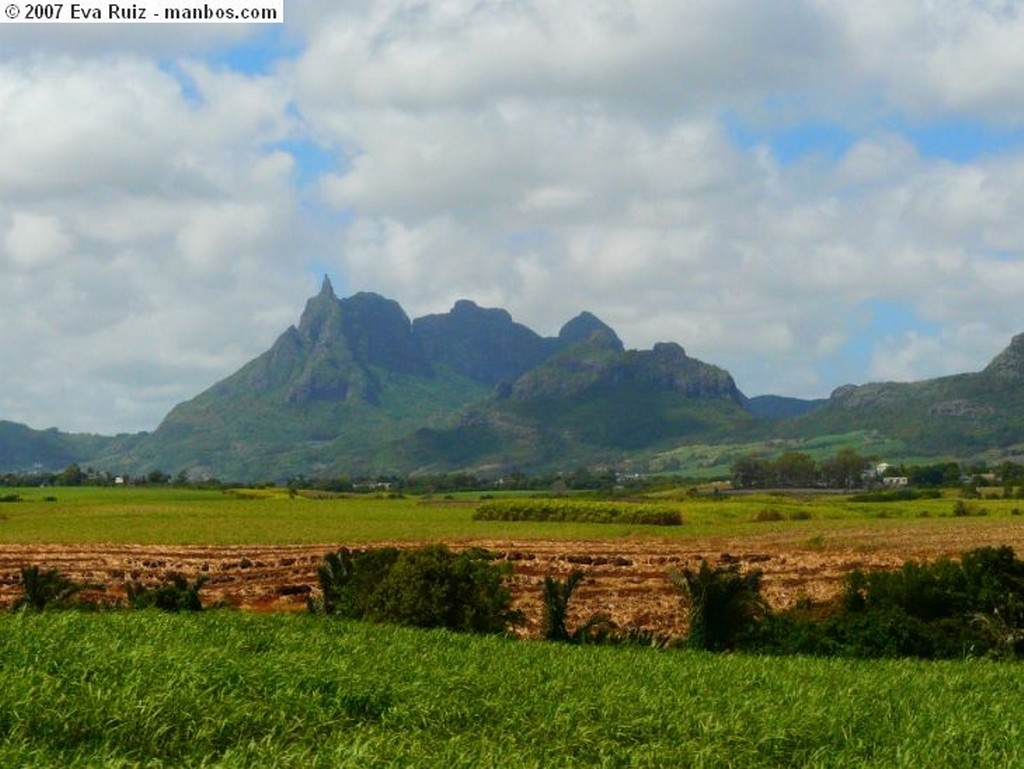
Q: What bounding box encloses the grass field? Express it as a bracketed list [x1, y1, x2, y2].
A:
[2, 610, 1023, 768]
[0, 485, 1020, 545]
[4, 485, 1024, 766]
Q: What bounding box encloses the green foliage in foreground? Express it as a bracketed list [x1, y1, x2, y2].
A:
[746, 546, 1024, 660]
[1, 611, 1024, 767]
[473, 498, 683, 525]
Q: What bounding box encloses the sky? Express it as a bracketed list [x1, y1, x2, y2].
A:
[5, 1, 1024, 434]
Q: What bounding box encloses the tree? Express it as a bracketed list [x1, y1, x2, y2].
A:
[58, 463, 84, 487]
[312, 545, 522, 634]
[670, 561, 768, 651]
[126, 574, 206, 612]
[542, 570, 586, 642]
[820, 448, 868, 489]
[368, 546, 520, 633]
[773, 452, 817, 487]
[146, 469, 170, 485]
[731, 456, 770, 489]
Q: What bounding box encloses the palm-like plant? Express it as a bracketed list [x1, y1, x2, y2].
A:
[670, 561, 768, 651]
[14, 566, 83, 611]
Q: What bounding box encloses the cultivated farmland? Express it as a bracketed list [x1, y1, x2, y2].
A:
[2, 487, 1024, 639]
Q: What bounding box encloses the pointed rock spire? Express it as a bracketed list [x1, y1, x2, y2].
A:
[298, 275, 343, 342]
[558, 311, 623, 351]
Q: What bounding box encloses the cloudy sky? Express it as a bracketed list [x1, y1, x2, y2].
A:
[4, 1, 1024, 434]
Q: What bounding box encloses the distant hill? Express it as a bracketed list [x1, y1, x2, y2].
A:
[775, 333, 1024, 456]
[9, 281, 1024, 480]
[0, 421, 140, 475]
[745, 395, 826, 419]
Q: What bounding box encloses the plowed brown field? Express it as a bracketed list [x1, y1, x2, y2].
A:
[4, 519, 1024, 638]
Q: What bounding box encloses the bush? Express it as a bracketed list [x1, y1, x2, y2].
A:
[126, 575, 206, 612]
[539, 570, 615, 644]
[758, 546, 1024, 659]
[753, 509, 784, 522]
[312, 545, 522, 634]
[314, 547, 401, 618]
[13, 566, 84, 611]
[670, 561, 768, 651]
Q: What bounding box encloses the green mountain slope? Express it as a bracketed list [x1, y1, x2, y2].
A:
[391, 332, 755, 474]
[776, 333, 1024, 456]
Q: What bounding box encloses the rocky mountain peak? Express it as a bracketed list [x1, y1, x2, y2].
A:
[319, 274, 336, 298]
[984, 332, 1024, 380]
[338, 292, 430, 376]
[412, 300, 548, 385]
[558, 312, 624, 351]
[297, 277, 344, 345]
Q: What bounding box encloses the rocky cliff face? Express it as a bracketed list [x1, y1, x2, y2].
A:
[510, 335, 745, 403]
[984, 333, 1024, 380]
[411, 300, 552, 385]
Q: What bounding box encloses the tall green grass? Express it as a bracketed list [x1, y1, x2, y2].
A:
[0, 611, 1022, 767]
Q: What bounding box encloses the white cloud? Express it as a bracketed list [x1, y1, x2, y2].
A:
[0, 54, 317, 433]
[3, 212, 71, 268]
[817, 0, 1024, 121]
[8, 0, 1024, 435]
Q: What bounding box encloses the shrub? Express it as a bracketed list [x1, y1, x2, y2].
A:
[539, 570, 614, 644]
[760, 546, 1024, 659]
[670, 561, 768, 651]
[541, 570, 585, 643]
[848, 489, 940, 503]
[754, 509, 784, 522]
[126, 575, 206, 612]
[314, 547, 401, 618]
[13, 566, 84, 611]
[312, 545, 522, 635]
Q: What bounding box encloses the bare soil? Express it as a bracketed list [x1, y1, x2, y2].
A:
[3, 519, 1023, 638]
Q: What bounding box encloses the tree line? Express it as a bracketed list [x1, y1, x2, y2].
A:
[729, 450, 1010, 490]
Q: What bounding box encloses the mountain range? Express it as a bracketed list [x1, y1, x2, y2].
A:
[5, 278, 1024, 480]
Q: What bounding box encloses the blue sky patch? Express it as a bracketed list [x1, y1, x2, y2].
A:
[159, 60, 203, 106]
[815, 299, 941, 388]
[203, 26, 299, 75]
[893, 118, 1024, 162]
[266, 138, 341, 187]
